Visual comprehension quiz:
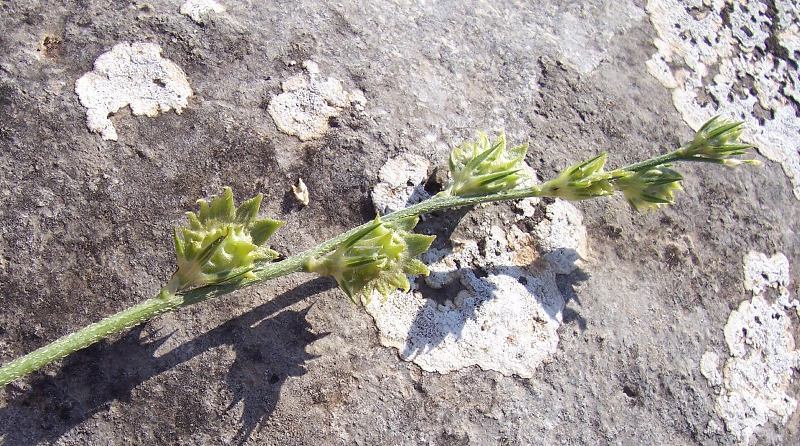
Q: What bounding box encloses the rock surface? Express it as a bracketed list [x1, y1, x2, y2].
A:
[366, 197, 587, 378]
[75, 41, 192, 141]
[1, 1, 798, 445]
[646, 0, 800, 199]
[701, 252, 798, 444]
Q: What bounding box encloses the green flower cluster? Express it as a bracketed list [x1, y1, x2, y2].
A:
[681, 116, 756, 165]
[446, 132, 529, 196]
[613, 167, 684, 212]
[305, 216, 435, 305]
[539, 153, 618, 201]
[171, 187, 284, 292]
[535, 116, 757, 210]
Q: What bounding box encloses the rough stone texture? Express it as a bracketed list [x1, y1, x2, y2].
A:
[366, 198, 587, 378]
[370, 152, 431, 215]
[646, 0, 800, 199]
[1, 1, 799, 445]
[180, 0, 225, 24]
[701, 252, 799, 444]
[267, 60, 365, 141]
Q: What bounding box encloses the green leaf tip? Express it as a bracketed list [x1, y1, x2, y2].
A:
[170, 187, 284, 292]
[305, 216, 435, 305]
[681, 116, 759, 164]
[446, 131, 530, 197]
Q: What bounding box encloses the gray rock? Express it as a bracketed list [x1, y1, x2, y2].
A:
[1, 1, 798, 445]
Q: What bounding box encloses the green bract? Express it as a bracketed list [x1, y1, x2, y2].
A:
[170, 187, 284, 292]
[305, 216, 435, 305]
[539, 153, 617, 201]
[446, 132, 529, 196]
[614, 167, 683, 212]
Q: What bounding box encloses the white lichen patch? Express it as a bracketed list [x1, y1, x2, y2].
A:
[700, 351, 723, 387]
[700, 251, 799, 444]
[371, 153, 430, 215]
[646, 0, 800, 199]
[180, 0, 225, 24]
[75, 42, 192, 141]
[365, 197, 588, 378]
[267, 61, 365, 141]
[743, 251, 791, 297]
[534, 199, 588, 274]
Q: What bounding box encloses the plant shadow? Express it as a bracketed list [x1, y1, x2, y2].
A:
[0, 277, 334, 446]
[400, 249, 589, 358]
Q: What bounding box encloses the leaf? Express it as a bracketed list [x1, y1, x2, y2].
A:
[251, 219, 284, 246]
[235, 194, 263, 224]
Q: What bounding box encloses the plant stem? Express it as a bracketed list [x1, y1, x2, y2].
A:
[0, 146, 720, 386]
[0, 187, 547, 386]
[618, 150, 684, 172]
[181, 187, 546, 305]
[0, 293, 183, 386]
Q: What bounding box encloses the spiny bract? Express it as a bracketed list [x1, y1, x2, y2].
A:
[614, 167, 684, 212]
[539, 153, 617, 201]
[305, 215, 435, 305]
[447, 132, 529, 196]
[171, 187, 284, 292]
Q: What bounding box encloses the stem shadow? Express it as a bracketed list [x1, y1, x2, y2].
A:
[0, 277, 334, 445]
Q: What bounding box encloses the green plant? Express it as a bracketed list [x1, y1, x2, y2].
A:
[0, 117, 758, 386]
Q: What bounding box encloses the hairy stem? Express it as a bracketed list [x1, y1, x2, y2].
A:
[180, 186, 547, 304]
[617, 149, 692, 173]
[0, 293, 183, 386]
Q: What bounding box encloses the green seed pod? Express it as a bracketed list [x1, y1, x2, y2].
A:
[446, 132, 530, 196]
[171, 187, 284, 292]
[614, 167, 683, 212]
[539, 153, 616, 201]
[305, 216, 435, 305]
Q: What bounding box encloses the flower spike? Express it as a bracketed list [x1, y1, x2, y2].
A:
[680, 116, 757, 164]
[539, 153, 618, 201]
[613, 167, 684, 212]
[446, 132, 530, 196]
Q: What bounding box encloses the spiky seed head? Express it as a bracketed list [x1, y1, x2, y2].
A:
[613, 167, 684, 212]
[539, 153, 617, 201]
[305, 216, 435, 305]
[446, 132, 530, 197]
[683, 116, 757, 162]
[171, 187, 284, 292]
